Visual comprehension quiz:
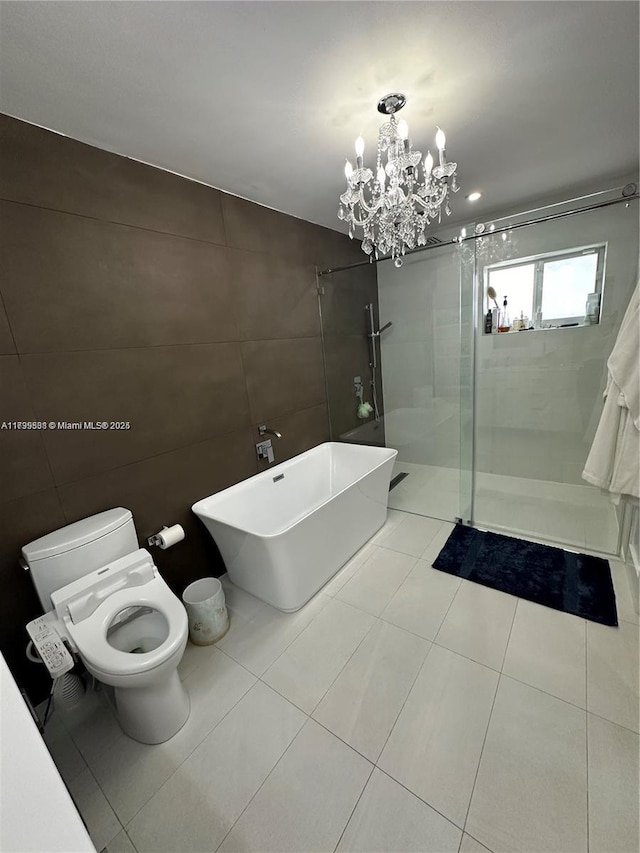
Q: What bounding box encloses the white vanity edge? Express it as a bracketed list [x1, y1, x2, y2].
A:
[0, 653, 95, 852]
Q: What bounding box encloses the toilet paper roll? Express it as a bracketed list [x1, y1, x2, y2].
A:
[155, 524, 185, 549]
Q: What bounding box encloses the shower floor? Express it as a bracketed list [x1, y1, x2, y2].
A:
[388, 461, 619, 554]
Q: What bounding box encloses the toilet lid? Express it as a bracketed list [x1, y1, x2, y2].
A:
[65, 576, 187, 677]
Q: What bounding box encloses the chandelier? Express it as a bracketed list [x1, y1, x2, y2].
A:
[338, 93, 459, 267]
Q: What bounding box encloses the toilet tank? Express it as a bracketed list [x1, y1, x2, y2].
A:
[22, 508, 139, 611]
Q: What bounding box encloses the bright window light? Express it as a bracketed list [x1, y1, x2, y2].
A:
[483, 244, 606, 332]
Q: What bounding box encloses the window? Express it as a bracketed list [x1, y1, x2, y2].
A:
[483, 243, 606, 332]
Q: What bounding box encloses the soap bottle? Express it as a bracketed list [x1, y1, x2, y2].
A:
[484, 309, 493, 334]
[498, 296, 510, 332]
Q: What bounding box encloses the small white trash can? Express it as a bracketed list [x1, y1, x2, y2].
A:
[182, 577, 229, 645]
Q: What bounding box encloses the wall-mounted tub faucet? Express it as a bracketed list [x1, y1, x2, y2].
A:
[258, 424, 282, 439]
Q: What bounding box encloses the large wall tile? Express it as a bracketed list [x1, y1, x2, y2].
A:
[230, 249, 319, 340]
[222, 194, 318, 266]
[0, 489, 67, 702]
[58, 428, 257, 591]
[0, 115, 226, 244]
[0, 202, 237, 352]
[253, 404, 329, 472]
[313, 227, 369, 272]
[0, 297, 16, 353]
[21, 344, 250, 483]
[0, 356, 54, 502]
[320, 264, 379, 337]
[242, 338, 325, 422]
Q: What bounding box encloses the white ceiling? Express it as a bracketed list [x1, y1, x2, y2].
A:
[0, 1, 638, 233]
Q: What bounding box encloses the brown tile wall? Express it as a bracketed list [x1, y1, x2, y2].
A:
[0, 114, 378, 701]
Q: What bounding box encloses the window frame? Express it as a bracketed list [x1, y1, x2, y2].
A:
[483, 242, 607, 330]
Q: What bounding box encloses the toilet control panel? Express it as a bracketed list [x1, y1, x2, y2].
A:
[26, 614, 74, 679]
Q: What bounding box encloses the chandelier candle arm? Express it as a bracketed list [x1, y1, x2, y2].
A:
[338, 93, 460, 266]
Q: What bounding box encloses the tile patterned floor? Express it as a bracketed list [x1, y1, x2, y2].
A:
[40, 511, 639, 853]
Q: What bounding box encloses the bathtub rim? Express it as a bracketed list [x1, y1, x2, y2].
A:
[191, 441, 397, 540]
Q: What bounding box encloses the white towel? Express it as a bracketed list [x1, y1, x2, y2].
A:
[582, 281, 640, 501]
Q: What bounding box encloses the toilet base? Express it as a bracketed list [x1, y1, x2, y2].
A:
[114, 669, 190, 744]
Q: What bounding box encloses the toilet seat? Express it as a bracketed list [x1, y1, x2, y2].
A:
[50, 549, 188, 679]
[65, 578, 187, 677]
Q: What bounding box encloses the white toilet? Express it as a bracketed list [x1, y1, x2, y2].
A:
[22, 508, 190, 744]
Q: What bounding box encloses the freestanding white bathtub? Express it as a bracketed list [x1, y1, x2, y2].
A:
[192, 442, 397, 611]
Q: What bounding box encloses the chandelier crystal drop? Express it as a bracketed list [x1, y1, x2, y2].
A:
[338, 93, 459, 267]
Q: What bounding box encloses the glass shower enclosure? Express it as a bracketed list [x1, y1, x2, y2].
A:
[318, 186, 639, 556]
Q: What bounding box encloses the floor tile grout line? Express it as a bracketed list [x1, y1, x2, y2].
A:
[261, 596, 370, 683]
[331, 762, 376, 853]
[460, 669, 501, 836]
[427, 572, 464, 647]
[119, 672, 258, 830]
[79, 763, 124, 850]
[336, 557, 419, 619]
[211, 713, 312, 852]
[373, 763, 467, 833]
[260, 605, 380, 718]
[217, 592, 333, 678]
[498, 596, 520, 673]
[373, 640, 436, 766]
[462, 830, 494, 852]
[432, 576, 467, 648]
[586, 701, 591, 853]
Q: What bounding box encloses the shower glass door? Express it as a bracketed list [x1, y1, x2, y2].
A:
[319, 188, 638, 553]
[472, 195, 639, 553]
[319, 228, 475, 527]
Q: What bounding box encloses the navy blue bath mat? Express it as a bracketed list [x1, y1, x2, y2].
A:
[432, 525, 618, 626]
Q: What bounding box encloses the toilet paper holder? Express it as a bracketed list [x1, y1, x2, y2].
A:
[147, 524, 185, 550]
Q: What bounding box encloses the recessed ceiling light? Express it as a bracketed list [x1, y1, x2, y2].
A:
[466, 191, 482, 202]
